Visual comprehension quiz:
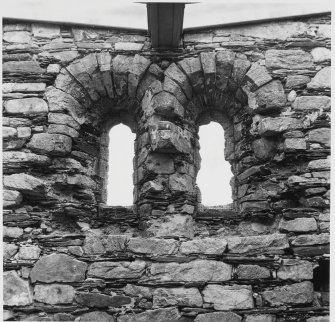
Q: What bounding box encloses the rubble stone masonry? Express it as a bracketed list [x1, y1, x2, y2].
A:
[2, 13, 330, 321]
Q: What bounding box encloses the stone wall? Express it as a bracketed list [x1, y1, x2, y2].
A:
[3, 13, 330, 322]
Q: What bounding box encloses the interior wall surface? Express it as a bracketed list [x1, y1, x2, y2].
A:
[2, 13, 331, 322]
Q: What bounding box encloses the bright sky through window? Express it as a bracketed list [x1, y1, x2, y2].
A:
[197, 122, 233, 206]
[107, 124, 135, 206]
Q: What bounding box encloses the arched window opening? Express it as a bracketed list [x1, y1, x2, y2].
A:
[197, 122, 233, 206]
[107, 124, 135, 206]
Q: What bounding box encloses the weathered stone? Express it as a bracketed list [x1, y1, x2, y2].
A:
[146, 153, 174, 174]
[124, 284, 153, 299]
[258, 117, 303, 136]
[308, 158, 330, 171]
[3, 31, 31, 43]
[227, 234, 289, 255]
[76, 311, 115, 322]
[17, 127, 31, 138]
[48, 113, 80, 130]
[291, 233, 329, 246]
[178, 56, 205, 92]
[18, 245, 41, 260]
[4, 271, 33, 306]
[200, 51, 216, 92]
[311, 47, 331, 62]
[118, 307, 180, 322]
[3, 226, 24, 239]
[306, 316, 330, 322]
[253, 138, 277, 160]
[82, 233, 105, 255]
[4, 243, 19, 259]
[245, 63, 272, 89]
[216, 50, 235, 90]
[232, 58, 251, 85]
[236, 265, 271, 279]
[112, 55, 133, 96]
[48, 124, 79, 138]
[165, 63, 192, 99]
[293, 96, 330, 111]
[34, 284, 75, 304]
[308, 128, 330, 148]
[104, 235, 129, 253]
[3, 83, 46, 93]
[146, 260, 232, 283]
[245, 315, 276, 322]
[28, 133, 72, 156]
[261, 281, 314, 306]
[88, 260, 146, 279]
[286, 75, 311, 89]
[284, 138, 307, 151]
[153, 287, 203, 308]
[3, 189, 23, 208]
[184, 32, 213, 43]
[180, 238, 227, 255]
[3, 151, 50, 169]
[277, 259, 313, 280]
[307, 67, 330, 90]
[30, 253, 87, 283]
[265, 49, 313, 70]
[169, 173, 193, 192]
[75, 292, 131, 307]
[163, 76, 187, 104]
[3, 127, 17, 139]
[128, 54, 150, 97]
[279, 218, 317, 232]
[149, 91, 185, 118]
[203, 284, 254, 310]
[128, 238, 178, 256]
[195, 312, 242, 322]
[5, 98, 48, 115]
[32, 23, 60, 38]
[3, 61, 45, 74]
[115, 42, 143, 51]
[4, 173, 46, 197]
[146, 214, 194, 239]
[253, 80, 286, 110]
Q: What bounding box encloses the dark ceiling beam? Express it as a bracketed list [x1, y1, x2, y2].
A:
[147, 3, 185, 49]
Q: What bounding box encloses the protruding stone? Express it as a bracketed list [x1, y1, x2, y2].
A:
[284, 138, 307, 151]
[292, 96, 330, 111]
[180, 238, 227, 255]
[115, 42, 143, 51]
[48, 113, 80, 130]
[261, 281, 314, 306]
[195, 312, 242, 322]
[253, 80, 286, 110]
[245, 63, 272, 89]
[28, 133, 72, 156]
[5, 98, 48, 115]
[307, 67, 330, 90]
[30, 254, 88, 283]
[48, 124, 79, 138]
[277, 259, 313, 280]
[202, 284, 254, 310]
[3, 31, 31, 43]
[118, 307, 180, 322]
[34, 284, 75, 304]
[153, 287, 203, 308]
[128, 238, 179, 256]
[308, 158, 331, 171]
[258, 117, 303, 136]
[3, 83, 46, 93]
[311, 47, 331, 63]
[4, 271, 33, 306]
[169, 173, 193, 192]
[265, 49, 313, 70]
[3, 189, 23, 208]
[165, 63, 192, 99]
[178, 56, 205, 92]
[3, 173, 46, 197]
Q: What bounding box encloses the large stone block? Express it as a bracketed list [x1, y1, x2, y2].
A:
[18, 245, 41, 260]
[291, 233, 329, 246]
[5, 98, 48, 115]
[195, 312, 242, 322]
[261, 281, 314, 306]
[292, 96, 330, 111]
[279, 218, 317, 233]
[245, 63, 272, 89]
[306, 317, 330, 322]
[48, 113, 80, 130]
[258, 117, 303, 136]
[236, 264, 271, 279]
[265, 49, 313, 70]
[4, 243, 19, 259]
[307, 67, 330, 90]
[30, 253, 87, 283]
[88, 260, 146, 279]
[180, 237, 227, 255]
[311, 47, 331, 63]
[76, 311, 115, 322]
[165, 63, 192, 99]
[4, 271, 33, 306]
[216, 50, 235, 90]
[245, 315, 276, 322]
[149, 91, 185, 118]
[3, 61, 45, 74]
[3, 189, 23, 208]
[178, 56, 205, 92]
[153, 287, 203, 308]
[48, 124, 79, 138]
[308, 128, 330, 147]
[28, 133, 72, 156]
[3, 173, 46, 197]
[34, 284, 75, 304]
[200, 51, 216, 93]
[253, 80, 286, 110]
[32, 23, 60, 38]
[169, 173, 193, 193]
[202, 284, 254, 310]
[75, 292, 131, 307]
[118, 307, 180, 322]
[232, 58, 251, 86]
[277, 259, 313, 280]
[286, 75, 311, 89]
[145, 260, 232, 283]
[128, 238, 178, 256]
[308, 158, 330, 171]
[123, 284, 153, 299]
[3, 82, 46, 93]
[3, 151, 50, 168]
[3, 31, 31, 43]
[227, 233, 289, 255]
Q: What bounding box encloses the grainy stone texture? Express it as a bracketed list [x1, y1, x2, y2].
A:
[4, 271, 33, 306]
[34, 284, 75, 304]
[195, 312, 242, 322]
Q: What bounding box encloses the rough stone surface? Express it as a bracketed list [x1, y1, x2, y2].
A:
[258, 117, 302, 136]
[245, 315, 276, 322]
[311, 47, 331, 62]
[277, 259, 313, 280]
[293, 96, 330, 111]
[279, 218, 317, 232]
[195, 312, 242, 322]
[75, 292, 131, 307]
[5, 98, 48, 115]
[291, 233, 330, 246]
[265, 49, 313, 69]
[34, 284, 75, 304]
[202, 284, 254, 310]
[236, 265, 271, 279]
[4, 243, 19, 259]
[3, 173, 46, 196]
[308, 128, 330, 147]
[118, 307, 180, 322]
[76, 311, 115, 322]
[180, 238, 227, 255]
[128, 238, 179, 256]
[28, 133, 72, 155]
[4, 271, 33, 306]
[30, 254, 88, 283]
[307, 67, 331, 90]
[18, 245, 41, 260]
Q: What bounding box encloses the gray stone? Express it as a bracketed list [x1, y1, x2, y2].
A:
[245, 63, 272, 89]
[5, 98, 48, 115]
[307, 67, 330, 90]
[124, 284, 153, 299]
[253, 138, 277, 160]
[3, 61, 45, 74]
[3, 31, 31, 43]
[128, 54, 150, 97]
[308, 158, 330, 171]
[163, 76, 187, 104]
[75, 292, 131, 307]
[169, 173, 193, 192]
[149, 91, 185, 118]
[216, 50, 235, 90]
[18, 245, 41, 260]
[258, 117, 303, 136]
[146, 153, 174, 174]
[279, 218, 317, 232]
[146, 214, 194, 239]
[30, 253, 87, 283]
[165, 63, 192, 99]
[118, 307, 180, 322]
[4, 173, 46, 197]
[284, 138, 307, 151]
[3, 151, 50, 168]
[184, 32, 213, 43]
[202, 284, 254, 310]
[232, 58, 251, 85]
[76, 311, 115, 322]
[245, 315, 276, 322]
[4, 243, 19, 259]
[48, 124, 79, 138]
[285, 75, 311, 89]
[293, 96, 330, 111]
[195, 312, 242, 322]
[311, 47, 331, 62]
[265, 49, 313, 70]
[28, 133, 72, 156]
[34, 284, 75, 304]
[115, 42, 143, 51]
[236, 265, 271, 279]
[180, 238, 227, 255]
[17, 127, 31, 138]
[200, 51, 216, 92]
[104, 235, 129, 253]
[291, 233, 329, 246]
[3, 127, 17, 139]
[48, 113, 80, 130]
[82, 233, 105, 255]
[3, 226, 24, 239]
[88, 260, 146, 279]
[277, 259, 313, 280]
[261, 281, 314, 306]
[306, 317, 329, 322]
[227, 234, 289, 255]
[32, 23, 60, 38]
[153, 287, 203, 308]
[128, 238, 179, 256]
[308, 128, 330, 147]
[3, 83, 46, 93]
[3, 189, 23, 208]
[146, 260, 232, 283]
[178, 56, 205, 92]
[4, 271, 33, 306]
[253, 80, 286, 110]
